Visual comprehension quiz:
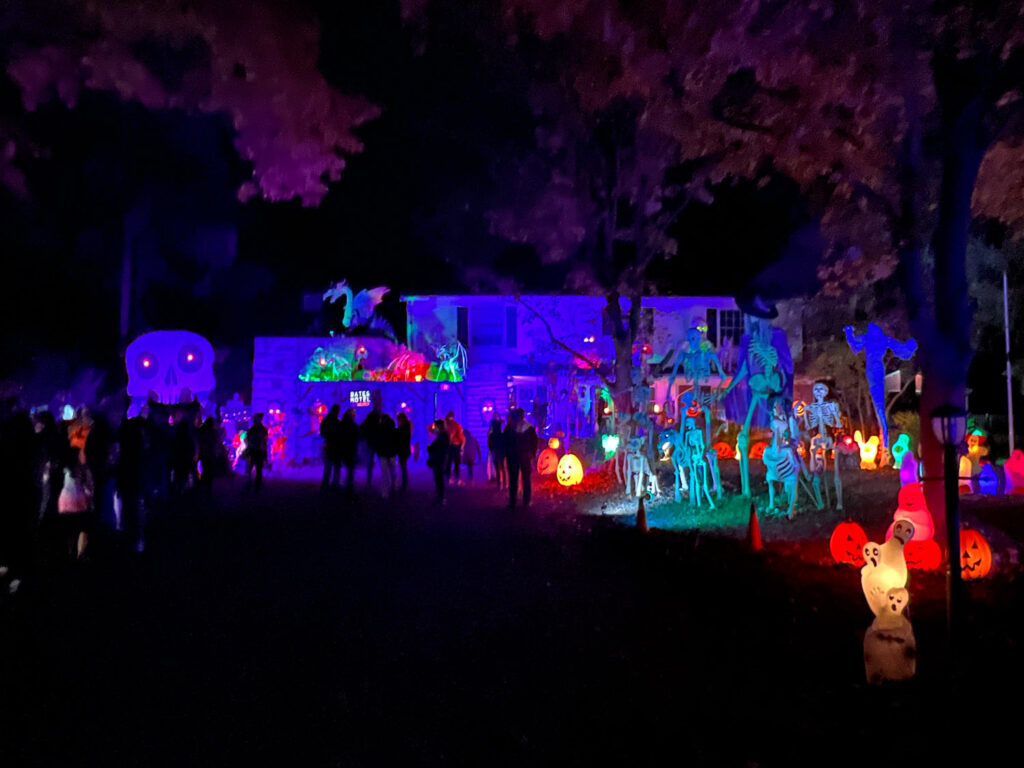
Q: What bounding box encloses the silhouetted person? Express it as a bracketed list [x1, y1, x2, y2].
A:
[197, 417, 221, 499]
[377, 412, 397, 498]
[360, 395, 385, 488]
[444, 411, 464, 484]
[504, 408, 538, 509]
[1, 410, 37, 583]
[462, 428, 480, 484]
[58, 453, 94, 561]
[170, 415, 197, 497]
[245, 413, 268, 492]
[84, 411, 115, 530]
[116, 413, 145, 551]
[320, 404, 343, 491]
[338, 408, 359, 497]
[426, 420, 449, 504]
[487, 415, 507, 489]
[395, 412, 412, 493]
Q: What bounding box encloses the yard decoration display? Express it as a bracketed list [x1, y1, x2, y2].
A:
[537, 448, 559, 475]
[713, 441, 733, 460]
[830, 520, 869, 566]
[1005, 450, 1024, 494]
[890, 433, 911, 469]
[863, 587, 917, 684]
[683, 417, 715, 508]
[621, 437, 658, 498]
[843, 323, 917, 448]
[958, 456, 973, 493]
[885, 482, 935, 542]
[762, 396, 809, 519]
[802, 381, 844, 510]
[556, 453, 584, 487]
[667, 320, 724, 447]
[300, 346, 353, 382]
[904, 539, 942, 571]
[966, 430, 989, 474]
[323, 281, 390, 330]
[861, 519, 914, 616]
[899, 451, 919, 487]
[978, 463, 998, 495]
[659, 429, 689, 503]
[853, 430, 880, 470]
[433, 341, 467, 382]
[960, 528, 993, 580]
[749, 441, 769, 460]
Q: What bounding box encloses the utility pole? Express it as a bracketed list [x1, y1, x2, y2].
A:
[1005, 272, 1015, 454]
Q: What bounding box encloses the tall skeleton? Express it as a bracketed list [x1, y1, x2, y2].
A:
[803, 381, 844, 510]
[722, 316, 787, 496]
[668, 324, 724, 447]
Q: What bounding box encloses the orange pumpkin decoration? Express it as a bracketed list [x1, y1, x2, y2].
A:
[960, 528, 993, 580]
[829, 521, 868, 566]
[904, 539, 942, 571]
[537, 448, 559, 475]
[749, 441, 769, 460]
[556, 453, 584, 486]
[713, 441, 733, 460]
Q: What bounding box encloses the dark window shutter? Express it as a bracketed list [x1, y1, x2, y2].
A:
[505, 306, 517, 347]
[457, 307, 469, 348]
[707, 309, 718, 347]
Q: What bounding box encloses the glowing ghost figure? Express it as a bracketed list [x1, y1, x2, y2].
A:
[890, 434, 911, 470]
[864, 587, 916, 684]
[862, 520, 913, 617]
[899, 451, 919, 487]
[958, 456, 973, 494]
[978, 463, 999, 495]
[885, 483, 934, 542]
[125, 331, 215, 416]
[853, 430, 880, 470]
[1005, 450, 1024, 494]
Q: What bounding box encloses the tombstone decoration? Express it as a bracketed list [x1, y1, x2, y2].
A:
[802, 381, 844, 510]
[863, 587, 917, 684]
[843, 323, 917, 448]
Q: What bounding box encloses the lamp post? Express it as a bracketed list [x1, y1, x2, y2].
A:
[930, 404, 968, 654]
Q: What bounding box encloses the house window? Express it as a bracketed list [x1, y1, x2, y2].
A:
[457, 307, 469, 348]
[471, 306, 504, 347]
[719, 309, 743, 347]
[505, 306, 517, 347]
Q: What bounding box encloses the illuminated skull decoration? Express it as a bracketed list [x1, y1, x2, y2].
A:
[125, 330, 216, 415]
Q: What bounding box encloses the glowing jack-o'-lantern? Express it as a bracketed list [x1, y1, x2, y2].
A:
[749, 441, 769, 460]
[537, 448, 559, 476]
[712, 441, 733, 460]
[904, 539, 942, 571]
[556, 453, 584, 486]
[885, 483, 934, 542]
[853, 430, 880, 470]
[890, 434, 911, 469]
[960, 528, 992, 580]
[829, 520, 868, 566]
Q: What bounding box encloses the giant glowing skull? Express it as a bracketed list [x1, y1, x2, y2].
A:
[125, 331, 215, 414]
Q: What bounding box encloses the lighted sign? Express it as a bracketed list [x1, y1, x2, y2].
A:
[350, 390, 372, 407]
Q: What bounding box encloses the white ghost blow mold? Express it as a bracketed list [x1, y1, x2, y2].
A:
[125, 331, 216, 416]
[863, 587, 916, 684]
[861, 519, 914, 616]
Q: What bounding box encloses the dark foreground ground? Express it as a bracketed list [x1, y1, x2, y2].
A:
[2, 465, 1022, 767]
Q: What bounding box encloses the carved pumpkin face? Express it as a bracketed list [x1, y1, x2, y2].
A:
[537, 448, 559, 476]
[904, 539, 942, 571]
[749, 441, 769, 460]
[556, 453, 584, 486]
[960, 528, 992, 580]
[713, 441, 733, 460]
[829, 521, 868, 566]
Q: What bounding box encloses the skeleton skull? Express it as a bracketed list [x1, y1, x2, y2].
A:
[125, 330, 216, 415]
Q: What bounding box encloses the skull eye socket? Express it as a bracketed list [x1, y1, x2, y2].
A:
[178, 345, 204, 373]
[135, 352, 159, 379]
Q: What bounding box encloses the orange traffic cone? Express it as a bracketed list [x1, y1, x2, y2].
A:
[747, 502, 763, 552]
[636, 492, 649, 533]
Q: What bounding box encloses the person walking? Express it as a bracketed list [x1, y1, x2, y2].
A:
[444, 411, 465, 485]
[339, 408, 359, 498]
[462, 428, 480, 484]
[244, 413, 268, 492]
[196, 416, 221, 500]
[376, 412, 398, 499]
[504, 408, 538, 510]
[319, 404, 343, 491]
[487, 415, 507, 489]
[426, 419, 449, 504]
[360, 395, 385, 489]
[395, 412, 412, 493]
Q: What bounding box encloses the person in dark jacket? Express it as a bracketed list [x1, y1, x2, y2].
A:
[487, 415, 506, 489]
[320, 404, 343, 491]
[244, 413, 268, 492]
[338, 408, 360, 497]
[197, 416, 221, 499]
[360, 394, 385, 488]
[376, 412, 397, 498]
[395, 412, 412, 493]
[426, 419, 450, 504]
[503, 408, 538, 509]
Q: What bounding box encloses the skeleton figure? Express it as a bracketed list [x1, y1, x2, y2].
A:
[803, 381, 844, 510]
[722, 316, 789, 496]
[844, 323, 917, 448]
[668, 323, 724, 446]
[623, 437, 657, 498]
[762, 396, 804, 518]
[658, 429, 689, 503]
[683, 417, 715, 508]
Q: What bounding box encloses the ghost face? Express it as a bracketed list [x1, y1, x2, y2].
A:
[125, 331, 215, 413]
[891, 520, 915, 546]
[863, 543, 881, 568]
[886, 587, 909, 616]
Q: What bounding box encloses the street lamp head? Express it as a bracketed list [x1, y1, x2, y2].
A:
[930, 404, 968, 446]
